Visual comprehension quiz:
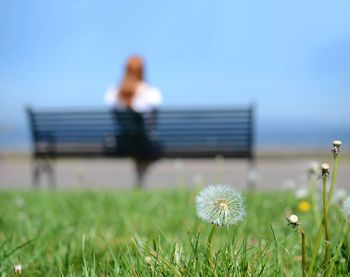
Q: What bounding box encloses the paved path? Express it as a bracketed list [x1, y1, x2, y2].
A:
[1, 155, 349, 190]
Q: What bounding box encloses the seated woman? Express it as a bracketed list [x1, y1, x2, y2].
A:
[104, 56, 163, 187]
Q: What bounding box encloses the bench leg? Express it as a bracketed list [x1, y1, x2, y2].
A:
[32, 157, 41, 188]
[31, 157, 56, 188]
[44, 158, 56, 188]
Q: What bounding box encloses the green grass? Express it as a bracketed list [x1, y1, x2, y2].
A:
[0, 189, 349, 276]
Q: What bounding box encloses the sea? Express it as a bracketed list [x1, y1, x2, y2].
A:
[1, 122, 349, 153]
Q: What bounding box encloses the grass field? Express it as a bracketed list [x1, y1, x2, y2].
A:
[0, 187, 349, 276]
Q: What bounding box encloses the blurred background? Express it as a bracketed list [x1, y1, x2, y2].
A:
[1, 0, 350, 188]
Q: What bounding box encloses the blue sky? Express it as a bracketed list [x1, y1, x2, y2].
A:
[1, 0, 350, 148]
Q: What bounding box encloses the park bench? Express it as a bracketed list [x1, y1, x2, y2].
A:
[27, 106, 255, 187]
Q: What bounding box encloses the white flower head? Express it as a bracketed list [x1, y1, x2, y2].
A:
[333, 140, 342, 147]
[342, 196, 350, 219]
[288, 214, 298, 224]
[307, 161, 321, 177]
[195, 185, 245, 226]
[286, 214, 299, 228]
[13, 264, 22, 275]
[144, 256, 152, 264]
[332, 140, 342, 157]
[294, 187, 309, 199]
[333, 188, 347, 204]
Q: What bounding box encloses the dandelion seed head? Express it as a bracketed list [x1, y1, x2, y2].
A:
[13, 264, 22, 275]
[307, 161, 320, 177]
[321, 163, 330, 176]
[195, 185, 245, 226]
[333, 188, 347, 204]
[288, 214, 298, 224]
[144, 256, 152, 264]
[333, 140, 342, 147]
[294, 187, 309, 199]
[332, 140, 342, 157]
[342, 196, 350, 219]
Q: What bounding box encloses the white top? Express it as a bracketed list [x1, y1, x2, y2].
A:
[104, 82, 162, 112]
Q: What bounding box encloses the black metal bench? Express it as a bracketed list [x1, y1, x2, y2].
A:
[27, 106, 255, 187]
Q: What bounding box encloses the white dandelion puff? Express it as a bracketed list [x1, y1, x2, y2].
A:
[342, 196, 350, 219]
[333, 140, 342, 147]
[288, 214, 299, 224]
[333, 188, 347, 204]
[144, 256, 152, 264]
[294, 187, 309, 199]
[332, 140, 342, 157]
[13, 264, 22, 275]
[195, 185, 245, 226]
[307, 161, 321, 177]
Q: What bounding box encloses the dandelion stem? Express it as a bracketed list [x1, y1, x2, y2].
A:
[326, 224, 350, 277]
[309, 175, 321, 227]
[297, 225, 307, 277]
[206, 225, 216, 259]
[323, 173, 330, 265]
[309, 151, 340, 276]
[326, 153, 339, 210]
[308, 224, 324, 277]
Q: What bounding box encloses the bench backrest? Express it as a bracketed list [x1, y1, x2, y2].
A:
[27, 107, 254, 159]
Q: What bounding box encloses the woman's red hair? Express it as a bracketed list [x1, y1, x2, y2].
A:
[118, 56, 144, 108]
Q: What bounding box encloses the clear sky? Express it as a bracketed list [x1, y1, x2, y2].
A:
[1, 0, 350, 148]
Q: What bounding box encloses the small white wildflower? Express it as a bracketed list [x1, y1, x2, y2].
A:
[144, 256, 152, 264]
[342, 196, 350, 219]
[294, 187, 309, 199]
[307, 161, 320, 177]
[195, 185, 245, 226]
[13, 264, 22, 275]
[333, 188, 347, 204]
